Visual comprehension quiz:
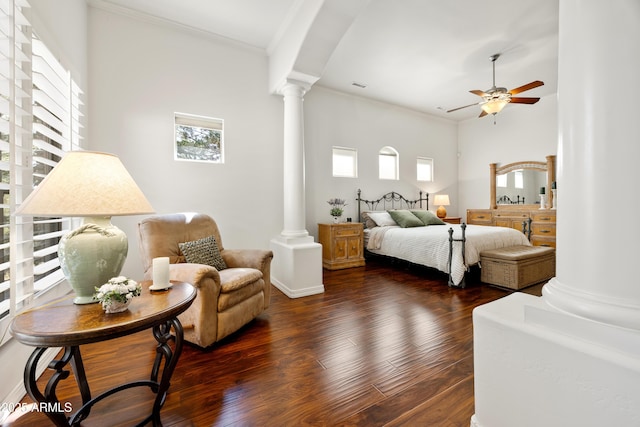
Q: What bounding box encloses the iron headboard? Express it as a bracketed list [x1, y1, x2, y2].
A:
[356, 189, 429, 222]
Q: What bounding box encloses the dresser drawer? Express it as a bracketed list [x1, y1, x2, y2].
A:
[493, 211, 529, 220]
[531, 212, 556, 223]
[531, 236, 556, 248]
[531, 223, 556, 237]
[467, 210, 493, 224]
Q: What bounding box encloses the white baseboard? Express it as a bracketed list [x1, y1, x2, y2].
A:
[272, 277, 324, 298]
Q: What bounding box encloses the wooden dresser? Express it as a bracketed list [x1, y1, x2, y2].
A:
[467, 209, 556, 248]
[318, 223, 366, 270]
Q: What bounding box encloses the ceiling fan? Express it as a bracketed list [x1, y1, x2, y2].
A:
[447, 53, 544, 119]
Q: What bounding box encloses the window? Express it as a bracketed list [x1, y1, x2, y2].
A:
[417, 157, 433, 182]
[496, 173, 507, 188]
[174, 113, 223, 163]
[332, 146, 357, 178]
[379, 146, 398, 180]
[514, 170, 524, 189]
[0, 1, 82, 345]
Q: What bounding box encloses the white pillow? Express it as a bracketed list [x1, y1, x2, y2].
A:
[367, 211, 397, 227]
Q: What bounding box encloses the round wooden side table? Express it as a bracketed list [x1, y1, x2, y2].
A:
[9, 280, 196, 427]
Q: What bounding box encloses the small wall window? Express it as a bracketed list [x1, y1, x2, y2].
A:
[332, 147, 357, 178]
[417, 157, 433, 182]
[514, 170, 524, 189]
[496, 174, 507, 188]
[175, 113, 224, 163]
[379, 146, 399, 180]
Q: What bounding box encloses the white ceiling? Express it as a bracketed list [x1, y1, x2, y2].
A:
[94, 0, 559, 121]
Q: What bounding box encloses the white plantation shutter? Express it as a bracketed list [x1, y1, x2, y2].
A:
[0, 0, 82, 344]
[0, 0, 33, 329]
[31, 36, 76, 291]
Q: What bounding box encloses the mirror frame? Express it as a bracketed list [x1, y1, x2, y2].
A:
[490, 155, 556, 209]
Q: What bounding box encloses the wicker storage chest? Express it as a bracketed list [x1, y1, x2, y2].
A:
[480, 245, 555, 290]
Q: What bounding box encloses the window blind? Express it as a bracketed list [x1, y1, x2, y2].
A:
[0, 0, 34, 328]
[0, 0, 82, 345]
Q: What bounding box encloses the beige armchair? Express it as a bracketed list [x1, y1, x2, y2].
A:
[137, 213, 273, 347]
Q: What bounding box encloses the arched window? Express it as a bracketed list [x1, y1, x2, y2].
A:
[379, 146, 399, 180]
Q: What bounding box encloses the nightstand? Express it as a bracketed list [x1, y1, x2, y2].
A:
[444, 217, 462, 224]
[318, 223, 365, 270]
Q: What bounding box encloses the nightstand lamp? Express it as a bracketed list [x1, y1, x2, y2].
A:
[15, 151, 155, 304]
[434, 194, 450, 219]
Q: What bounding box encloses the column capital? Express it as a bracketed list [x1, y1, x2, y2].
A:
[274, 71, 316, 96]
[281, 81, 309, 98]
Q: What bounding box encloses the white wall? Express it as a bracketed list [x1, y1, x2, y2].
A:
[88, 8, 284, 279]
[0, 0, 88, 407]
[457, 93, 558, 215]
[304, 87, 459, 236]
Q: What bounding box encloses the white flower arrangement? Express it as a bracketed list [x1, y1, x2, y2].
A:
[94, 276, 142, 305]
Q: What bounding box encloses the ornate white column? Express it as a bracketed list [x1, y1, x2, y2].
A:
[270, 80, 324, 298]
[471, 2, 640, 426]
[281, 81, 310, 238]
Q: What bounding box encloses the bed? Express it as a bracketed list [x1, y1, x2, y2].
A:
[356, 189, 532, 287]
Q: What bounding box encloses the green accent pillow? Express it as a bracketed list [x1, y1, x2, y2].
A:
[387, 209, 424, 228]
[410, 209, 446, 226]
[179, 235, 227, 270]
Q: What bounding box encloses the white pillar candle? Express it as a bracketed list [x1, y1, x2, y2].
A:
[152, 257, 170, 288]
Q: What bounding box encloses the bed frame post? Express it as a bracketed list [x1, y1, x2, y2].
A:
[447, 223, 467, 288]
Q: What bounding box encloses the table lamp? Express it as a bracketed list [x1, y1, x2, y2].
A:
[434, 194, 450, 219]
[15, 151, 155, 304]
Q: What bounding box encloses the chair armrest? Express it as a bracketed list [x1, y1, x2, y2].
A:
[169, 263, 220, 289]
[222, 249, 273, 271]
[169, 263, 222, 348]
[221, 249, 274, 310]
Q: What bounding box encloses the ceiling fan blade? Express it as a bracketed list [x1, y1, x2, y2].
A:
[446, 102, 481, 113]
[509, 80, 544, 95]
[479, 110, 488, 118]
[469, 90, 486, 97]
[510, 97, 540, 104]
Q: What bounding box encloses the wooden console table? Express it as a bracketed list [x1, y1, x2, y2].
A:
[9, 280, 196, 426]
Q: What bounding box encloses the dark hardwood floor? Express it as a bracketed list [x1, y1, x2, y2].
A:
[4, 258, 542, 426]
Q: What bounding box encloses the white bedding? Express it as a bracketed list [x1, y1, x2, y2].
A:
[365, 224, 531, 286]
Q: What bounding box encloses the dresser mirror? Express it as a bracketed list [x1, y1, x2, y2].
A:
[490, 155, 556, 209]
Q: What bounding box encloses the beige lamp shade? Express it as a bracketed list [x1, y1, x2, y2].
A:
[16, 151, 154, 217]
[434, 194, 450, 219]
[433, 194, 450, 207]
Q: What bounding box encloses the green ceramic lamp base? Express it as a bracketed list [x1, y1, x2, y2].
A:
[59, 217, 128, 305]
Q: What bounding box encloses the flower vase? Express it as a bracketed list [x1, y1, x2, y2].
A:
[539, 194, 546, 210]
[102, 299, 131, 314]
[333, 216, 340, 223]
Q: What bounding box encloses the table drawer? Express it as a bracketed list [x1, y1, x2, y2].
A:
[333, 225, 361, 237]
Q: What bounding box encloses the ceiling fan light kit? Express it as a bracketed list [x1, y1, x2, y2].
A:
[447, 53, 543, 120]
[481, 99, 509, 115]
